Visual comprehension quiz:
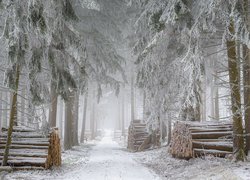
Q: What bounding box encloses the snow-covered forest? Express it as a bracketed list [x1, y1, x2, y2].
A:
[1, 0, 250, 179]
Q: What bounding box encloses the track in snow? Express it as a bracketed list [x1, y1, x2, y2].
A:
[62, 130, 160, 180]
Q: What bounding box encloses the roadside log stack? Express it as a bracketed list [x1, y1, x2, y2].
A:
[0, 126, 61, 170]
[169, 121, 233, 159]
[127, 120, 149, 151]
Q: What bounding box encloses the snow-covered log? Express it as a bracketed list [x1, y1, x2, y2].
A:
[0, 127, 61, 170]
[169, 121, 233, 159]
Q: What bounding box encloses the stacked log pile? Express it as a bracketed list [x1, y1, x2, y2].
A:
[0, 126, 61, 170]
[127, 120, 149, 151]
[169, 121, 233, 159]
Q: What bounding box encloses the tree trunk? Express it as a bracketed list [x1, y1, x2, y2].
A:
[200, 73, 206, 122]
[213, 59, 219, 121]
[210, 60, 215, 120]
[2, 65, 20, 166]
[121, 88, 125, 136]
[243, 0, 250, 155]
[58, 98, 63, 138]
[227, 21, 245, 161]
[72, 91, 79, 146]
[142, 90, 146, 121]
[20, 88, 26, 125]
[3, 91, 8, 128]
[11, 92, 17, 127]
[49, 86, 58, 128]
[64, 91, 74, 150]
[159, 115, 163, 145]
[90, 87, 96, 140]
[0, 91, 2, 130]
[167, 114, 172, 145]
[80, 90, 88, 143]
[131, 76, 135, 122]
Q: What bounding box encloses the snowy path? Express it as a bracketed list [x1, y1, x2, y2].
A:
[62, 131, 160, 180]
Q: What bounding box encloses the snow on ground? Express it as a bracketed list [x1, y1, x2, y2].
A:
[3, 130, 250, 180]
[134, 146, 250, 180]
[3, 140, 94, 180]
[3, 130, 160, 180]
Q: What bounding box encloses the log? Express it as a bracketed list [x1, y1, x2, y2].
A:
[190, 139, 231, 142]
[0, 134, 48, 138]
[0, 166, 13, 172]
[0, 144, 48, 149]
[2, 126, 36, 132]
[5, 159, 46, 167]
[0, 141, 50, 146]
[0, 150, 48, 158]
[13, 166, 45, 171]
[192, 141, 233, 152]
[193, 148, 232, 157]
[191, 131, 232, 139]
[190, 128, 232, 133]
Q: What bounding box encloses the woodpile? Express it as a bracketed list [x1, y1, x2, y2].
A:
[169, 121, 233, 159]
[127, 120, 150, 151]
[0, 126, 61, 170]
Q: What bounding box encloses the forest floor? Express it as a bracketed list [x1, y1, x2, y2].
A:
[2, 130, 250, 180]
[135, 147, 250, 180]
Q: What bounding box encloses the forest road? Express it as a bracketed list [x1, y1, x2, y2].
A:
[62, 130, 161, 180]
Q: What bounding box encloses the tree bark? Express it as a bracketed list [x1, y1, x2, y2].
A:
[131, 76, 135, 122]
[227, 21, 245, 161]
[80, 90, 88, 143]
[2, 65, 20, 166]
[20, 88, 26, 124]
[49, 85, 58, 128]
[142, 90, 146, 121]
[90, 87, 96, 140]
[202, 67, 207, 122]
[210, 59, 215, 120]
[0, 91, 2, 130]
[3, 91, 8, 128]
[213, 59, 220, 121]
[72, 91, 79, 146]
[64, 91, 74, 150]
[58, 98, 63, 139]
[167, 118, 171, 145]
[243, 0, 250, 155]
[121, 87, 125, 136]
